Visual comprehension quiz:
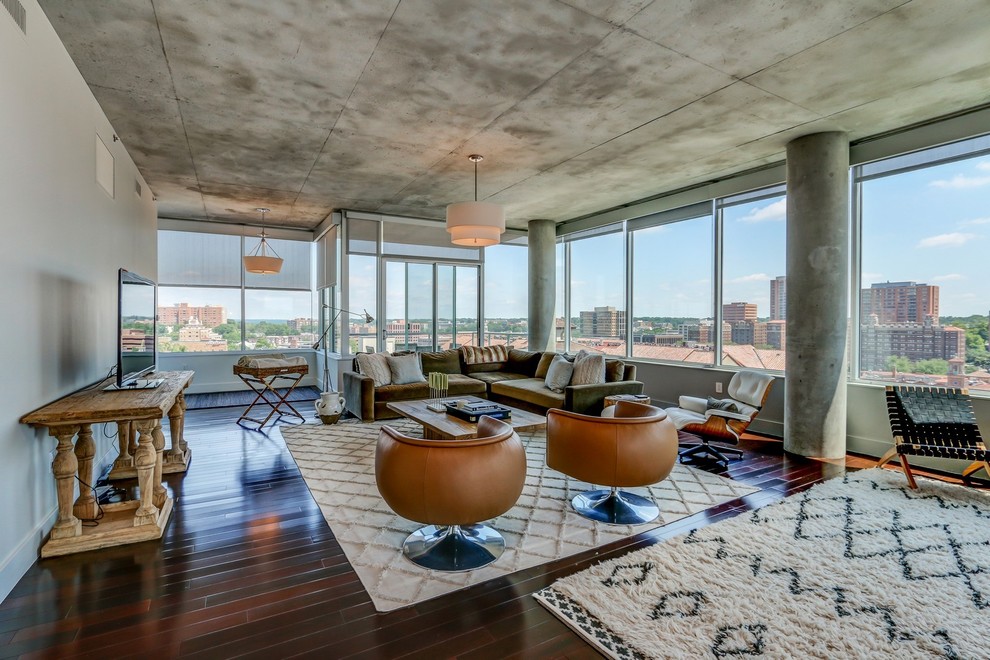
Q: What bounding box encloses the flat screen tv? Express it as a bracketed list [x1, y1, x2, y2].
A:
[112, 268, 159, 389]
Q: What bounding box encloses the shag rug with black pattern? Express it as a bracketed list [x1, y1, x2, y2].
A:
[535, 469, 989, 659]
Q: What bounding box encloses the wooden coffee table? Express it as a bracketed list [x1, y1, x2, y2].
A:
[386, 397, 546, 440]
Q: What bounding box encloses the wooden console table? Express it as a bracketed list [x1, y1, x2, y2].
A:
[20, 371, 194, 557]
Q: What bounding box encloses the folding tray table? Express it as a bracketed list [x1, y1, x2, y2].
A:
[233, 362, 309, 428]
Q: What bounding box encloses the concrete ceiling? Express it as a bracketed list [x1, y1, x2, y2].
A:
[39, 0, 990, 231]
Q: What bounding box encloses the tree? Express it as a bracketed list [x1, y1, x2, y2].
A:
[885, 355, 911, 373]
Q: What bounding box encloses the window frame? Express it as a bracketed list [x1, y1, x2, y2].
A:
[157, 228, 315, 354]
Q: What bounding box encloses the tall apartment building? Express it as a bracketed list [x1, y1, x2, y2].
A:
[859, 315, 965, 371]
[579, 306, 626, 337]
[769, 276, 786, 321]
[157, 302, 227, 328]
[722, 302, 758, 323]
[766, 320, 786, 350]
[860, 281, 939, 324]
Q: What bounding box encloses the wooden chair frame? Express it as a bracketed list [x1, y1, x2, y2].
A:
[877, 385, 988, 489]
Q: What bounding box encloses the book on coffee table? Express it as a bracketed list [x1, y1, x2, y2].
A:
[444, 402, 512, 423]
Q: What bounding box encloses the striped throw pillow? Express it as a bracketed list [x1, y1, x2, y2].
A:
[461, 345, 509, 365]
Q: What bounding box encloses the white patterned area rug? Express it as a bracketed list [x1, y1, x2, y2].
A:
[280, 419, 758, 612]
[534, 469, 990, 659]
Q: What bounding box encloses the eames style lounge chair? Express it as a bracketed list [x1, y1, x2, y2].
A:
[665, 370, 775, 465]
[878, 385, 988, 489]
[375, 416, 526, 571]
[546, 400, 678, 525]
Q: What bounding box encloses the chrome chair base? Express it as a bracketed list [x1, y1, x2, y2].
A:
[571, 488, 659, 525]
[402, 524, 505, 572]
[678, 441, 743, 466]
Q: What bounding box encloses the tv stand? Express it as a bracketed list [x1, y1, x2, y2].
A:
[20, 371, 194, 557]
[103, 378, 165, 391]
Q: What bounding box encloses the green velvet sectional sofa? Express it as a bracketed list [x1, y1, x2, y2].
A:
[342, 347, 644, 422]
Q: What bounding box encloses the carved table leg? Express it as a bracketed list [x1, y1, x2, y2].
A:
[113, 421, 134, 472]
[152, 420, 168, 509]
[165, 391, 189, 469]
[133, 420, 159, 526]
[50, 426, 82, 540]
[72, 424, 99, 520]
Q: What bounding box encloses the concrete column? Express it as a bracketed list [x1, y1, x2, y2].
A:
[527, 219, 556, 351]
[784, 132, 849, 459]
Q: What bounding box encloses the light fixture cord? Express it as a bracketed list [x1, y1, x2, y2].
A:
[474, 158, 478, 202]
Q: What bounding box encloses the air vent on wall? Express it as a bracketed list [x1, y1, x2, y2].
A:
[135, 179, 143, 198]
[1, 0, 26, 34]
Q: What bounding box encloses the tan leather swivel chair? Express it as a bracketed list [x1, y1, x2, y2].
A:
[546, 400, 678, 525]
[375, 416, 526, 571]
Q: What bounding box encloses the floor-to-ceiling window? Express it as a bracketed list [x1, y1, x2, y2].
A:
[855, 135, 990, 392]
[565, 227, 625, 356]
[629, 204, 714, 364]
[157, 229, 315, 353]
[720, 186, 787, 370]
[483, 242, 528, 349]
[342, 212, 493, 354]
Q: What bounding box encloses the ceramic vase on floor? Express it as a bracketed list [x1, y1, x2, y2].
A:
[315, 391, 345, 424]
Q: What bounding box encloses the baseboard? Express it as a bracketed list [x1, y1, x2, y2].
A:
[0, 507, 56, 604]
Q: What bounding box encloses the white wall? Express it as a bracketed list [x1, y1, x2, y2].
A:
[0, 1, 158, 602]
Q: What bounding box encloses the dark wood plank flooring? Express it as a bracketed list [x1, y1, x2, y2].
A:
[0, 408, 967, 658]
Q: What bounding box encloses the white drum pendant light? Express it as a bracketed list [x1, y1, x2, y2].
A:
[243, 207, 284, 274]
[446, 154, 505, 247]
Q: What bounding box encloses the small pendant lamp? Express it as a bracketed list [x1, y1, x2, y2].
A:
[243, 208, 284, 274]
[446, 154, 505, 247]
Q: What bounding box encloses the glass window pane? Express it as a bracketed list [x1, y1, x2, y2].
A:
[437, 265, 454, 350]
[568, 231, 625, 356]
[157, 287, 241, 352]
[631, 215, 715, 364]
[484, 245, 528, 350]
[244, 290, 315, 351]
[859, 145, 989, 393]
[347, 254, 378, 353]
[555, 242, 565, 352]
[456, 266, 479, 347]
[244, 238, 313, 290]
[158, 231, 241, 286]
[406, 263, 434, 351]
[720, 191, 787, 371]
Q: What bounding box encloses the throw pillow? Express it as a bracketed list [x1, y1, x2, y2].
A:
[461, 345, 508, 365]
[356, 352, 392, 387]
[544, 354, 574, 393]
[570, 349, 606, 385]
[386, 352, 427, 385]
[706, 396, 739, 414]
[534, 352, 557, 379]
[605, 360, 625, 383]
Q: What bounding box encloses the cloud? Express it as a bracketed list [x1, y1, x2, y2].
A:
[916, 232, 977, 248]
[960, 217, 990, 226]
[930, 173, 990, 189]
[977, 161, 990, 171]
[740, 199, 786, 223]
[730, 273, 770, 284]
[931, 273, 965, 282]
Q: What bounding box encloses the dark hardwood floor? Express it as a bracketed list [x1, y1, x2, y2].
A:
[0, 407, 959, 659]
